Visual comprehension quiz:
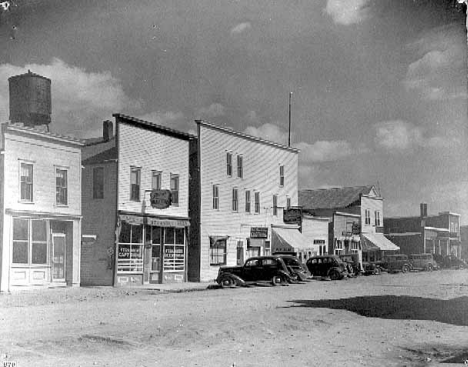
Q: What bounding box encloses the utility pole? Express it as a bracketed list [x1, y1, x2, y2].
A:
[288, 92, 292, 147]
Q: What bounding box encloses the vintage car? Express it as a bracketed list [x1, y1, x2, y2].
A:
[216, 256, 296, 288]
[380, 254, 411, 273]
[275, 254, 312, 281]
[339, 254, 362, 276]
[361, 261, 382, 275]
[408, 253, 438, 271]
[433, 254, 468, 269]
[305, 255, 348, 280]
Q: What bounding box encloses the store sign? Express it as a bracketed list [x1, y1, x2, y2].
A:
[150, 189, 172, 209]
[250, 227, 268, 238]
[118, 246, 141, 259]
[283, 208, 302, 224]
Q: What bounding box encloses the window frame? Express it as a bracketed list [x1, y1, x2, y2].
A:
[374, 211, 381, 227]
[254, 191, 260, 214]
[286, 197, 291, 210]
[151, 170, 162, 190]
[212, 184, 219, 210]
[93, 166, 104, 199]
[273, 194, 278, 216]
[55, 167, 68, 206]
[226, 152, 232, 176]
[210, 238, 227, 266]
[170, 174, 179, 205]
[365, 209, 371, 225]
[232, 187, 238, 212]
[130, 167, 141, 202]
[245, 190, 251, 213]
[12, 218, 48, 266]
[279, 165, 285, 187]
[237, 155, 243, 178]
[19, 162, 34, 202]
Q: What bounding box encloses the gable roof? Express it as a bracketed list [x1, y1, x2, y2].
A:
[299, 185, 376, 210]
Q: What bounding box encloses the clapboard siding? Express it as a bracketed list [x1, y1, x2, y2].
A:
[361, 196, 383, 234]
[198, 123, 299, 281]
[117, 122, 189, 217]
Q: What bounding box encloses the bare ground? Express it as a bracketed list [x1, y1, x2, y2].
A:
[1, 269, 468, 367]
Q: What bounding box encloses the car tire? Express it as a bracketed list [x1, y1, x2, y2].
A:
[219, 276, 236, 288]
[426, 264, 434, 272]
[401, 265, 409, 273]
[373, 267, 381, 275]
[271, 275, 285, 286]
[329, 269, 341, 280]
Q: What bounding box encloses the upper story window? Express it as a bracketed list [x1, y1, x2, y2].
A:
[152, 171, 162, 190]
[245, 190, 251, 213]
[20, 162, 33, 202]
[374, 211, 381, 227]
[273, 195, 278, 216]
[55, 168, 68, 206]
[279, 165, 284, 187]
[213, 184, 219, 209]
[93, 167, 104, 199]
[286, 197, 291, 209]
[365, 209, 371, 225]
[170, 174, 179, 205]
[237, 155, 243, 178]
[130, 167, 141, 201]
[232, 188, 238, 212]
[254, 191, 260, 214]
[226, 152, 232, 176]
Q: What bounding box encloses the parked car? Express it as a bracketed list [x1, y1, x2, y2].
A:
[275, 254, 312, 281]
[433, 254, 468, 269]
[305, 255, 348, 280]
[216, 256, 295, 288]
[408, 253, 438, 271]
[339, 254, 362, 276]
[380, 254, 411, 273]
[362, 261, 382, 275]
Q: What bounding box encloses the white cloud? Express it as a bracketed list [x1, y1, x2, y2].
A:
[196, 103, 226, 119]
[244, 123, 288, 145]
[324, 0, 371, 25]
[230, 22, 251, 34]
[374, 120, 458, 152]
[294, 140, 354, 163]
[0, 58, 141, 138]
[403, 28, 467, 101]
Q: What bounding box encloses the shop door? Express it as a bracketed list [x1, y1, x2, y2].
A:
[52, 233, 66, 281]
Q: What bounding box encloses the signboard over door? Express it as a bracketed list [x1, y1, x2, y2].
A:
[250, 227, 268, 238]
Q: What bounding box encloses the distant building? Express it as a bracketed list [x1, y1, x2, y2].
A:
[384, 204, 461, 258]
[461, 225, 468, 260]
[188, 120, 307, 282]
[299, 185, 399, 264]
[81, 114, 194, 286]
[0, 124, 83, 291]
[300, 214, 330, 257]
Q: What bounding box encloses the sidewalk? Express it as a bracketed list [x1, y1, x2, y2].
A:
[138, 281, 218, 293]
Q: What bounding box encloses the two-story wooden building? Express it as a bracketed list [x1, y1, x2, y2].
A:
[81, 114, 194, 286]
[299, 185, 399, 265]
[188, 120, 308, 282]
[0, 124, 83, 291]
[384, 204, 461, 258]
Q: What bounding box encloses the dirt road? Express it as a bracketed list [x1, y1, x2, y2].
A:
[1, 269, 468, 367]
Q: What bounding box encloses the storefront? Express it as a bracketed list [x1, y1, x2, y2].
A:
[361, 233, 399, 262]
[271, 225, 315, 262]
[115, 213, 190, 286]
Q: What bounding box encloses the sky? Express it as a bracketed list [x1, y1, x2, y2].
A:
[0, 0, 467, 222]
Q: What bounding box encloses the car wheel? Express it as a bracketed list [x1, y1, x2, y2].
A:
[219, 276, 236, 288]
[271, 275, 285, 286]
[426, 264, 434, 272]
[401, 265, 409, 273]
[329, 269, 341, 280]
[373, 267, 381, 275]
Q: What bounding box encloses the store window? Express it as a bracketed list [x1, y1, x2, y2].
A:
[273, 195, 278, 216]
[210, 237, 227, 265]
[130, 167, 141, 201]
[245, 190, 251, 213]
[56, 169, 68, 205]
[146, 225, 161, 272]
[213, 185, 219, 209]
[164, 228, 185, 271]
[237, 155, 243, 178]
[279, 165, 284, 187]
[254, 192, 260, 213]
[12, 218, 47, 265]
[226, 152, 232, 176]
[232, 188, 238, 212]
[20, 163, 33, 202]
[170, 174, 179, 205]
[117, 222, 143, 272]
[152, 171, 162, 190]
[93, 167, 104, 199]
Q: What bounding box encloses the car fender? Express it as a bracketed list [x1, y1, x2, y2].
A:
[218, 273, 245, 286]
[277, 269, 295, 281]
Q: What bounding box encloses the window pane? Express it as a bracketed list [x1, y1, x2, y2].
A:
[152, 171, 161, 190]
[119, 222, 131, 243]
[131, 225, 142, 243]
[151, 226, 161, 244]
[13, 241, 28, 263]
[175, 228, 184, 244]
[32, 242, 47, 264]
[32, 220, 47, 241]
[56, 169, 68, 205]
[165, 228, 175, 244]
[170, 175, 179, 204]
[13, 218, 28, 240]
[130, 168, 140, 201]
[20, 164, 33, 201]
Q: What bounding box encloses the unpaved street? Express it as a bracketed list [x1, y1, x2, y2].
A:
[1, 270, 468, 367]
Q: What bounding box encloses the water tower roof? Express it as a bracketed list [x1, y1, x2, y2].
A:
[8, 70, 51, 81]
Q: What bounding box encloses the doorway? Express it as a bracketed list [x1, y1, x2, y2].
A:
[52, 233, 66, 282]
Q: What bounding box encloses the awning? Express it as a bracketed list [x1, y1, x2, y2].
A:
[272, 227, 312, 251]
[361, 233, 400, 251]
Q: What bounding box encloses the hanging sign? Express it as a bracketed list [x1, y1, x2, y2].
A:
[150, 189, 172, 209]
[250, 227, 268, 238]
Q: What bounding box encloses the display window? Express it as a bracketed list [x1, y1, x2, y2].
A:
[163, 227, 185, 271]
[12, 218, 47, 265]
[117, 222, 143, 272]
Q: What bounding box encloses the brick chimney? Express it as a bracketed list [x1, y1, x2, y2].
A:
[103, 120, 113, 141]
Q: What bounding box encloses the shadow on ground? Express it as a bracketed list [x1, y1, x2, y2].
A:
[289, 295, 468, 326]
